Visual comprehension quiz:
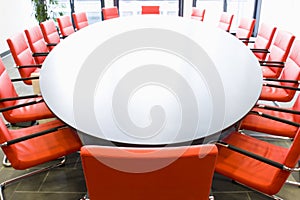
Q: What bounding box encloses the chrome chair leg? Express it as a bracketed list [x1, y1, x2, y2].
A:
[0, 157, 66, 200]
[2, 156, 11, 167]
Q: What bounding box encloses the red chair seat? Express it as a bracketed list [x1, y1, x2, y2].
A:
[216, 131, 291, 195]
[259, 84, 290, 101]
[4, 97, 54, 123]
[1, 119, 82, 170]
[240, 107, 298, 138]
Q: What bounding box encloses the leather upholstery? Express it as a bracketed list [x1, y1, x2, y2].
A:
[191, 7, 205, 21]
[40, 19, 61, 51]
[0, 118, 82, 170]
[102, 7, 119, 20]
[262, 30, 295, 78]
[260, 40, 300, 102]
[72, 12, 89, 30]
[25, 25, 49, 64]
[0, 58, 54, 123]
[218, 12, 234, 32]
[6, 32, 40, 85]
[253, 23, 277, 60]
[141, 6, 160, 14]
[216, 131, 300, 195]
[57, 15, 75, 38]
[235, 18, 256, 43]
[240, 103, 300, 138]
[81, 144, 217, 200]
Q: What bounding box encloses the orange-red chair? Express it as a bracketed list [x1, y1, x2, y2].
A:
[7, 32, 41, 85]
[81, 144, 218, 200]
[24, 25, 50, 64]
[102, 7, 119, 20]
[260, 30, 295, 78]
[72, 12, 89, 30]
[0, 118, 82, 199]
[240, 94, 300, 138]
[217, 12, 234, 32]
[215, 130, 300, 198]
[0, 57, 54, 124]
[40, 19, 61, 51]
[233, 17, 256, 45]
[258, 40, 300, 102]
[191, 7, 205, 21]
[250, 23, 277, 61]
[141, 6, 160, 15]
[57, 15, 75, 38]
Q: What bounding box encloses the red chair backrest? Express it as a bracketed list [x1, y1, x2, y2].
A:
[6, 32, 37, 85]
[24, 25, 48, 64]
[277, 40, 300, 102]
[267, 30, 295, 77]
[57, 15, 75, 37]
[81, 144, 218, 200]
[141, 6, 160, 14]
[102, 7, 119, 20]
[72, 12, 89, 30]
[40, 19, 60, 51]
[253, 23, 277, 60]
[0, 58, 18, 109]
[235, 18, 256, 40]
[218, 12, 234, 32]
[191, 7, 205, 21]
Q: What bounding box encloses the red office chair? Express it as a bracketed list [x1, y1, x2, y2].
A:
[217, 12, 234, 32]
[7, 32, 41, 85]
[0, 118, 82, 199]
[260, 30, 295, 78]
[250, 23, 277, 61]
[72, 12, 89, 30]
[57, 15, 75, 38]
[24, 25, 50, 64]
[102, 7, 119, 20]
[40, 19, 61, 51]
[233, 18, 256, 45]
[191, 7, 206, 22]
[240, 94, 300, 139]
[258, 40, 300, 102]
[81, 144, 218, 200]
[215, 130, 300, 199]
[0, 57, 54, 124]
[141, 6, 160, 15]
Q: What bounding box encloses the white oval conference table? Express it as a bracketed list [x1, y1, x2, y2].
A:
[40, 15, 262, 146]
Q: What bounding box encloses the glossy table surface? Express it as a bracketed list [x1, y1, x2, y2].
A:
[40, 15, 262, 145]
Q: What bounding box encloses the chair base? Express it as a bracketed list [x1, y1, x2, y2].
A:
[0, 156, 66, 200]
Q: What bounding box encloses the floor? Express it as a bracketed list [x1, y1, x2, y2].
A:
[0, 54, 300, 200]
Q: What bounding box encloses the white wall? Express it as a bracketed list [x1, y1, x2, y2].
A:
[260, 0, 300, 38]
[0, 1, 36, 54]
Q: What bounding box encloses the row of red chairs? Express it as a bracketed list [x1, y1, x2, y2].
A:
[191, 7, 300, 199]
[213, 11, 300, 199]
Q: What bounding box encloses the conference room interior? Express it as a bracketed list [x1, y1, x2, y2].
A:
[1, 0, 300, 200]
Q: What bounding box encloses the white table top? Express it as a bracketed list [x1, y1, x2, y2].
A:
[40, 15, 262, 145]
